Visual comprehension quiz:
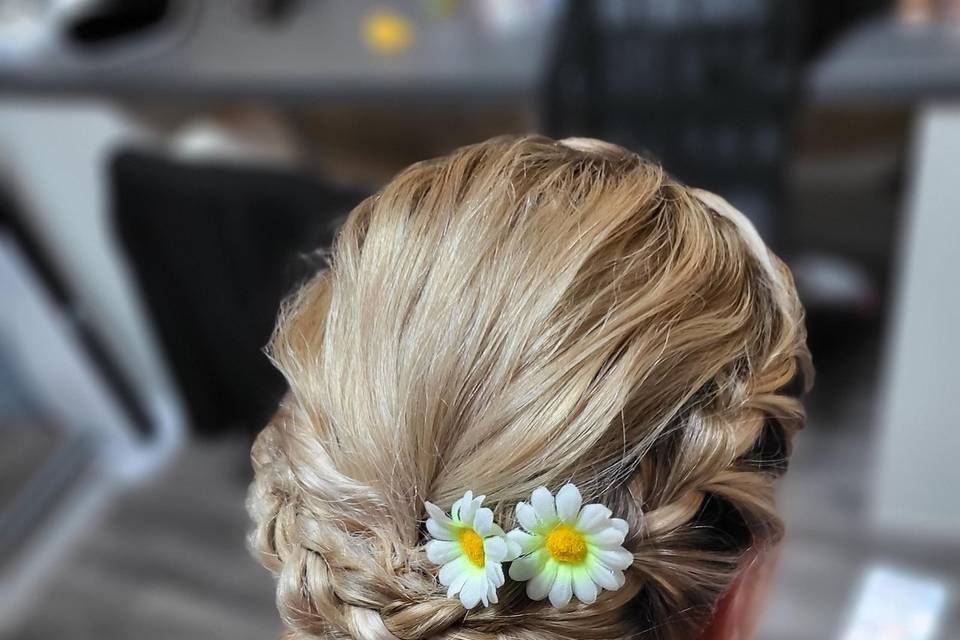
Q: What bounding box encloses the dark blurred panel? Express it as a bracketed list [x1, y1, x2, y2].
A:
[545, 0, 807, 241]
[803, 0, 889, 59]
[111, 152, 367, 433]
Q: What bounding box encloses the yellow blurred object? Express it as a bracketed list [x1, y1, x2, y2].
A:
[363, 8, 415, 55]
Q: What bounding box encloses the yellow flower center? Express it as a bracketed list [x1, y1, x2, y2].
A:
[458, 528, 485, 567]
[545, 524, 588, 563]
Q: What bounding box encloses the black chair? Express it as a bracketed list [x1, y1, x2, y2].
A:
[110, 151, 367, 433]
[543, 0, 808, 242]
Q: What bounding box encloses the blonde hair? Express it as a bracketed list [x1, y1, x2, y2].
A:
[248, 136, 812, 640]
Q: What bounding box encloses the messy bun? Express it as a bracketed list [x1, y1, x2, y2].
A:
[247, 135, 812, 639]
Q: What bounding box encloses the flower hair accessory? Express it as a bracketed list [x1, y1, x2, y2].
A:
[424, 490, 520, 609]
[507, 483, 632, 607]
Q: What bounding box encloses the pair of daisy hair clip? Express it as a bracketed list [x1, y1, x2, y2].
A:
[423, 483, 633, 609]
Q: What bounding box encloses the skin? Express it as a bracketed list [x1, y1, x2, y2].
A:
[701, 547, 782, 640]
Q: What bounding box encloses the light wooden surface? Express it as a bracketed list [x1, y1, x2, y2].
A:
[10, 437, 279, 640]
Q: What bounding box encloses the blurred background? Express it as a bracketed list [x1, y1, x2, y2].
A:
[0, 1, 958, 638]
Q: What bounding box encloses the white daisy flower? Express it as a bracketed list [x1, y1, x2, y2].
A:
[506, 483, 633, 607]
[424, 490, 520, 609]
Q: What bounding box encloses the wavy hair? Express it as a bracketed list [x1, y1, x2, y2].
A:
[247, 135, 812, 640]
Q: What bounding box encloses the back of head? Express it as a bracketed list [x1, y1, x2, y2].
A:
[248, 135, 812, 640]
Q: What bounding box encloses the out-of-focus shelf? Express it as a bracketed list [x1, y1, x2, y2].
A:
[0, 1, 560, 104]
[809, 16, 960, 106]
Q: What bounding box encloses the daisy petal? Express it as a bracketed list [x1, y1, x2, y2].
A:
[531, 487, 557, 524]
[426, 518, 455, 541]
[486, 561, 505, 587]
[572, 567, 599, 604]
[593, 547, 634, 571]
[509, 549, 545, 581]
[486, 579, 498, 605]
[426, 540, 460, 564]
[483, 536, 508, 563]
[516, 502, 540, 532]
[473, 507, 494, 536]
[608, 518, 629, 536]
[504, 537, 522, 562]
[451, 493, 466, 522]
[586, 562, 621, 591]
[555, 484, 582, 523]
[460, 573, 486, 609]
[587, 527, 626, 548]
[489, 523, 506, 536]
[447, 572, 469, 598]
[425, 501, 454, 525]
[548, 565, 573, 608]
[526, 559, 558, 601]
[439, 557, 468, 587]
[506, 529, 541, 555]
[576, 503, 613, 532]
[459, 493, 482, 525]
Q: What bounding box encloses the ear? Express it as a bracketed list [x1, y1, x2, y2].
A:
[700, 546, 781, 640]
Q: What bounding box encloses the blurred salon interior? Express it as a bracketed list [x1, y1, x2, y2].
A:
[0, 0, 958, 638]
